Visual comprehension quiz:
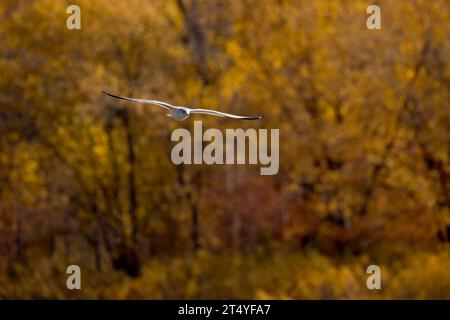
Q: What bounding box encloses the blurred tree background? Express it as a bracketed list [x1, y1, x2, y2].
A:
[0, 0, 449, 299]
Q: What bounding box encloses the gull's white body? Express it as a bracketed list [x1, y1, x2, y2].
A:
[169, 107, 190, 121]
[103, 91, 263, 121]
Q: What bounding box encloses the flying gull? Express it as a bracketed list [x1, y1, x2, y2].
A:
[103, 91, 263, 121]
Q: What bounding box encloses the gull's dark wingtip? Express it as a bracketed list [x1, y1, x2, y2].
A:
[102, 90, 127, 101]
[242, 114, 264, 120]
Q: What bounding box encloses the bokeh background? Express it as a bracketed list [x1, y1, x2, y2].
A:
[0, 0, 449, 299]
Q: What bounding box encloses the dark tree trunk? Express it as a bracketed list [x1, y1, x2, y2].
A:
[117, 108, 141, 276]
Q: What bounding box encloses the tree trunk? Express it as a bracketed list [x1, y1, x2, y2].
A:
[118, 108, 141, 276]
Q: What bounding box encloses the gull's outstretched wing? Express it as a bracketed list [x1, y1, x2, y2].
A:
[189, 108, 263, 120]
[102, 91, 175, 110]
